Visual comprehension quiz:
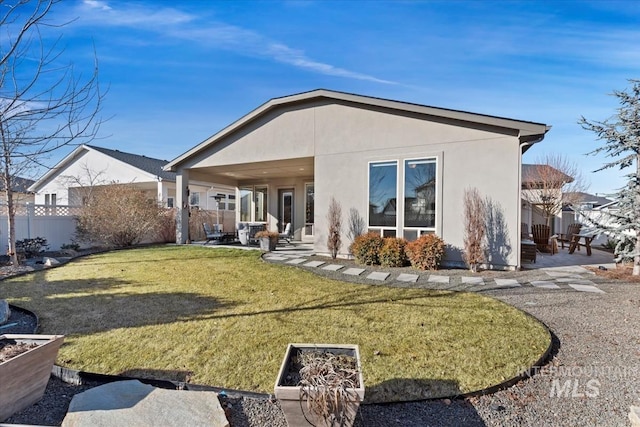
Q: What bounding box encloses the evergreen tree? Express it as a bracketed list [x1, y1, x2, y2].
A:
[579, 79, 640, 274]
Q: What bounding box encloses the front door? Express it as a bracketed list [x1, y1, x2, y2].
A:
[278, 189, 294, 234]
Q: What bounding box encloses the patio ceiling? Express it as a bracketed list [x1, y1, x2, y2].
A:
[192, 157, 314, 182]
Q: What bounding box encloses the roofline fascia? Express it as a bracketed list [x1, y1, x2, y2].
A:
[164, 89, 551, 171]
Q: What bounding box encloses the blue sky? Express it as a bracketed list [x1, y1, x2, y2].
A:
[38, 0, 640, 195]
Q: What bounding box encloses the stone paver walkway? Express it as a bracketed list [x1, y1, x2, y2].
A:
[263, 254, 610, 294]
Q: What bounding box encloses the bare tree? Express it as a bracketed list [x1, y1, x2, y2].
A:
[462, 187, 486, 272]
[59, 161, 108, 205]
[326, 197, 342, 259]
[1, 0, 103, 264]
[522, 154, 588, 228]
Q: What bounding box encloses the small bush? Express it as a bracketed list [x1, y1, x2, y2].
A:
[405, 234, 445, 270]
[60, 242, 81, 251]
[379, 237, 408, 267]
[349, 232, 383, 265]
[15, 237, 48, 258]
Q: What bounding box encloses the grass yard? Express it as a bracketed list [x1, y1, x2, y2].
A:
[1, 246, 549, 403]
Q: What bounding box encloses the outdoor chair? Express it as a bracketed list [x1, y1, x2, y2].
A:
[203, 223, 224, 245]
[559, 223, 582, 250]
[531, 224, 556, 254]
[279, 222, 292, 244]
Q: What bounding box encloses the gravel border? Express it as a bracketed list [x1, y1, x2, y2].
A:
[5, 249, 640, 426]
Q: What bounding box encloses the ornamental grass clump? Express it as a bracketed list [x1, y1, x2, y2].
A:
[379, 237, 408, 267]
[298, 350, 360, 426]
[349, 232, 383, 265]
[405, 234, 445, 270]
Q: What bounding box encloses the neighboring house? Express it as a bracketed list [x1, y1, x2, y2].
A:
[562, 192, 617, 246]
[521, 163, 574, 234]
[28, 145, 235, 210]
[164, 89, 549, 269]
[0, 175, 36, 205]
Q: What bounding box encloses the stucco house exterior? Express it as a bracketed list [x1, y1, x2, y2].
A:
[165, 89, 550, 269]
[28, 144, 235, 210]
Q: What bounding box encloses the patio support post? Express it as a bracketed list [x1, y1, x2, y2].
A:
[176, 169, 190, 244]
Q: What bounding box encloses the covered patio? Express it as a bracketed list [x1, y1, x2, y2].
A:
[522, 245, 615, 269]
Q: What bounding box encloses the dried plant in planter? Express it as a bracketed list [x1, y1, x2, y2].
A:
[297, 350, 360, 426]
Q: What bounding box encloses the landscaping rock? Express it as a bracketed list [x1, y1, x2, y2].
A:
[61, 380, 229, 427]
[0, 300, 10, 324]
[44, 257, 60, 267]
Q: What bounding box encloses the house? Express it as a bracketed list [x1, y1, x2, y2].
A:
[0, 176, 36, 205]
[164, 89, 549, 269]
[562, 191, 617, 246]
[521, 163, 574, 234]
[28, 144, 235, 211]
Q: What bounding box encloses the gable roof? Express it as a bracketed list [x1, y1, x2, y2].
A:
[0, 176, 36, 194]
[522, 164, 574, 186]
[165, 89, 550, 171]
[29, 144, 175, 192]
[563, 191, 613, 207]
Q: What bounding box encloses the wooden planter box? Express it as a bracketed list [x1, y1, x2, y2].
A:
[0, 334, 64, 421]
[274, 343, 364, 427]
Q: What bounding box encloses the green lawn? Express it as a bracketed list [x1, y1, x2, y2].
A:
[1, 246, 549, 403]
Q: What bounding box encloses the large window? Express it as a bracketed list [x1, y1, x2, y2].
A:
[305, 183, 314, 235]
[189, 192, 200, 208]
[255, 186, 268, 222]
[368, 161, 398, 228]
[240, 187, 252, 221]
[404, 158, 436, 228]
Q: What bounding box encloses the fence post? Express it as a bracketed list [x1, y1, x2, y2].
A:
[26, 202, 34, 239]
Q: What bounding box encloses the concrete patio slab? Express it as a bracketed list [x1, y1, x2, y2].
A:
[396, 273, 419, 283]
[303, 261, 325, 268]
[494, 279, 521, 287]
[530, 281, 561, 289]
[367, 272, 390, 281]
[569, 284, 605, 293]
[322, 264, 344, 271]
[461, 276, 484, 285]
[264, 256, 288, 261]
[428, 275, 449, 284]
[343, 268, 365, 276]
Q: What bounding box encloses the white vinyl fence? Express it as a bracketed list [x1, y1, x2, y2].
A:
[0, 204, 81, 251]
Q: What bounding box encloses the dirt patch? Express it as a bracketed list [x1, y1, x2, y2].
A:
[0, 340, 38, 362]
[586, 263, 640, 283]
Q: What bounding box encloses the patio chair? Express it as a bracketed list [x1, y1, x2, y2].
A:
[531, 224, 556, 254]
[558, 223, 582, 250]
[279, 223, 292, 244]
[203, 223, 223, 245]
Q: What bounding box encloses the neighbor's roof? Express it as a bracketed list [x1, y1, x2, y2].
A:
[165, 89, 551, 171]
[522, 164, 574, 185]
[0, 176, 36, 194]
[29, 145, 175, 192]
[563, 191, 614, 207]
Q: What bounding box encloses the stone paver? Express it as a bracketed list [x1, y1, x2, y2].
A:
[367, 271, 390, 281]
[62, 380, 228, 427]
[428, 275, 449, 284]
[461, 276, 484, 285]
[556, 278, 595, 285]
[303, 261, 325, 268]
[530, 280, 561, 289]
[322, 264, 344, 271]
[544, 271, 583, 278]
[286, 258, 307, 265]
[569, 284, 605, 293]
[264, 255, 288, 261]
[494, 278, 521, 287]
[396, 273, 419, 283]
[343, 268, 365, 276]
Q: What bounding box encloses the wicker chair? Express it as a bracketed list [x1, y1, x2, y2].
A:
[531, 224, 555, 254]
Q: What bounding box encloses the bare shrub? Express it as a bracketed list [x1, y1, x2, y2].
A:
[463, 188, 486, 272]
[76, 185, 163, 247]
[346, 208, 366, 242]
[157, 209, 177, 243]
[327, 197, 342, 259]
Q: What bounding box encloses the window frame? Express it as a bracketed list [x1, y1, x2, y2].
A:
[367, 160, 399, 237]
[403, 157, 438, 234]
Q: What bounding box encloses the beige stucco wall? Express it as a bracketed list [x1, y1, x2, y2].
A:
[180, 99, 526, 268]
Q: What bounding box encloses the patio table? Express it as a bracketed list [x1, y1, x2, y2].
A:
[568, 231, 598, 256]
